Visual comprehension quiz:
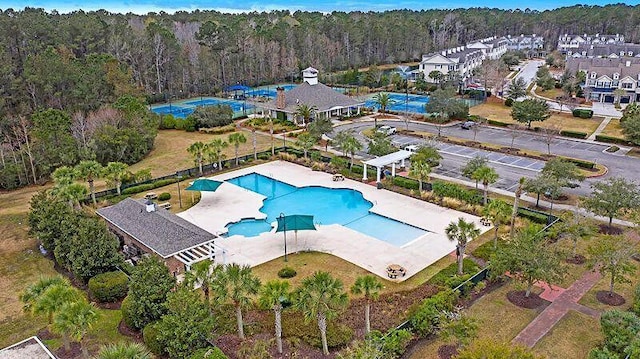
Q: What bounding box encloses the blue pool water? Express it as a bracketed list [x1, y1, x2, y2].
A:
[224, 173, 427, 247]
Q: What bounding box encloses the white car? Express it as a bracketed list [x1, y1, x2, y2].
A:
[403, 144, 419, 153]
[376, 125, 397, 136]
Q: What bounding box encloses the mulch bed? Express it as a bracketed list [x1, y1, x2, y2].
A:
[507, 290, 550, 309]
[36, 328, 55, 341]
[598, 224, 623, 235]
[566, 254, 586, 265]
[54, 342, 81, 359]
[118, 320, 143, 341]
[438, 344, 458, 359]
[596, 290, 626, 306]
[216, 334, 336, 359]
[458, 280, 505, 308]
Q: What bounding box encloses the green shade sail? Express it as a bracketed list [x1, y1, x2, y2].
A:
[276, 214, 317, 232]
[185, 179, 223, 192]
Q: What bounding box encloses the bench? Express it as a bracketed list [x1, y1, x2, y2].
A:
[480, 217, 492, 227]
[158, 202, 172, 210]
[144, 192, 158, 200]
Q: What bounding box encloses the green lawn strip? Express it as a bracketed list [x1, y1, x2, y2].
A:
[533, 310, 603, 358]
[578, 266, 640, 312]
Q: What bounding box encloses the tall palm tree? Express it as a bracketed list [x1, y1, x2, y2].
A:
[296, 132, 317, 159]
[20, 276, 68, 315]
[184, 260, 220, 309]
[56, 183, 89, 210]
[511, 177, 526, 237]
[342, 135, 363, 170]
[52, 300, 99, 358]
[409, 161, 431, 192]
[228, 132, 247, 166]
[104, 162, 128, 196]
[372, 92, 391, 128]
[446, 218, 480, 275]
[52, 166, 77, 186]
[258, 280, 291, 354]
[96, 342, 152, 359]
[187, 141, 207, 175]
[32, 281, 83, 324]
[483, 200, 512, 249]
[294, 271, 348, 356]
[294, 104, 318, 126]
[472, 166, 499, 205]
[350, 275, 382, 335]
[75, 160, 103, 206]
[207, 138, 228, 170]
[212, 263, 261, 339]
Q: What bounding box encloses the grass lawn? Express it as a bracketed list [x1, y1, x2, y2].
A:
[533, 310, 603, 358]
[578, 265, 640, 312]
[129, 182, 201, 214]
[600, 119, 625, 139]
[470, 102, 603, 134]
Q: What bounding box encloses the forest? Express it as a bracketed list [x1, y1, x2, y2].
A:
[1, 4, 640, 189]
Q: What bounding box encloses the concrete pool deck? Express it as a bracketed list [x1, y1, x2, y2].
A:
[177, 161, 489, 281]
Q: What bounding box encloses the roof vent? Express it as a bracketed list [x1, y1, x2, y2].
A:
[626, 60, 631, 67]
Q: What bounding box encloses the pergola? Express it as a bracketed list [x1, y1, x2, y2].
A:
[174, 238, 227, 270]
[362, 150, 413, 183]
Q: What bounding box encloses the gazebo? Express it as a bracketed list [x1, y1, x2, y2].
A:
[362, 150, 414, 183]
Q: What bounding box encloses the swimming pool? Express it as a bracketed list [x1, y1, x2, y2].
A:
[224, 173, 427, 247]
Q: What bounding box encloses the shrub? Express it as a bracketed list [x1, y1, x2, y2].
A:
[472, 240, 502, 262]
[189, 347, 228, 359]
[409, 290, 457, 337]
[282, 312, 354, 348]
[161, 116, 176, 129]
[426, 259, 479, 289]
[199, 124, 235, 134]
[120, 295, 135, 328]
[504, 98, 514, 107]
[572, 108, 593, 118]
[432, 181, 483, 205]
[158, 192, 171, 201]
[393, 176, 420, 190]
[559, 130, 588, 139]
[633, 284, 640, 317]
[330, 156, 348, 169]
[277, 267, 297, 278]
[143, 321, 165, 356]
[596, 134, 629, 145]
[559, 156, 595, 169]
[517, 208, 552, 224]
[350, 164, 365, 175]
[122, 178, 177, 195]
[88, 271, 129, 303]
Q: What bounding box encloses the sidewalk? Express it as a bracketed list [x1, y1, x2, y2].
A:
[587, 117, 612, 141]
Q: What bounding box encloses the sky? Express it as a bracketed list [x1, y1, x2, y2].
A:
[3, 0, 640, 14]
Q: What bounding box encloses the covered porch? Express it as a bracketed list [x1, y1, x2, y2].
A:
[362, 150, 414, 183]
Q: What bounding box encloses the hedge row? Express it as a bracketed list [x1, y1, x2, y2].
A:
[572, 108, 594, 118]
[426, 259, 479, 289]
[88, 271, 129, 303]
[393, 176, 420, 190]
[432, 181, 483, 205]
[487, 119, 511, 127]
[122, 178, 177, 195]
[560, 130, 588, 139]
[595, 134, 630, 145]
[517, 207, 552, 224]
[560, 156, 595, 170]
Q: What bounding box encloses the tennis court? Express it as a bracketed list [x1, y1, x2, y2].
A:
[151, 97, 255, 119]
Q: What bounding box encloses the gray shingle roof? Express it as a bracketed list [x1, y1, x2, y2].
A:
[567, 57, 640, 79]
[97, 198, 214, 258]
[262, 82, 364, 113]
[572, 43, 640, 58]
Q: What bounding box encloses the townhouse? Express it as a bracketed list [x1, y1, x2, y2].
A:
[566, 57, 640, 103]
[558, 33, 625, 53]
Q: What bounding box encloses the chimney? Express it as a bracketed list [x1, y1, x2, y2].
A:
[441, 50, 446, 56]
[302, 67, 319, 85]
[275, 87, 286, 109]
[145, 199, 156, 213]
[626, 60, 631, 67]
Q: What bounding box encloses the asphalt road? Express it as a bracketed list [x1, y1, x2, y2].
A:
[332, 120, 640, 196]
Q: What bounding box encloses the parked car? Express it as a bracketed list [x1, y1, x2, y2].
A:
[377, 125, 397, 136]
[403, 144, 419, 153]
[461, 121, 476, 130]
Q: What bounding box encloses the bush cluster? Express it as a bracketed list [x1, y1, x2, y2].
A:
[517, 208, 552, 224]
[559, 156, 595, 169]
[409, 290, 457, 337]
[432, 181, 483, 205]
[158, 192, 171, 201]
[559, 130, 588, 139]
[277, 267, 297, 278]
[572, 108, 593, 118]
[189, 347, 228, 359]
[122, 178, 177, 195]
[426, 259, 480, 289]
[487, 119, 510, 127]
[283, 313, 354, 349]
[88, 271, 129, 303]
[504, 98, 514, 107]
[595, 134, 630, 145]
[143, 321, 165, 356]
[392, 176, 420, 190]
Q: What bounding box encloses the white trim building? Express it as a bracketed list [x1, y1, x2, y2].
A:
[566, 57, 640, 103]
[558, 33, 625, 53]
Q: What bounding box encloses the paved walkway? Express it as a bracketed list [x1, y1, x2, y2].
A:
[587, 117, 613, 141]
[513, 270, 602, 348]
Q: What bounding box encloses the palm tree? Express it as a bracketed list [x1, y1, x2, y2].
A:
[56, 183, 89, 210]
[510, 177, 526, 237]
[483, 200, 512, 249]
[446, 218, 480, 275]
[294, 104, 318, 126]
[75, 160, 103, 206]
[207, 138, 228, 170]
[212, 263, 261, 339]
[350, 275, 382, 335]
[184, 260, 220, 309]
[372, 92, 391, 128]
[296, 132, 317, 159]
[295, 271, 348, 356]
[52, 300, 99, 358]
[259, 280, 291, 354]
[20, 276, 68, 315]
[409, 161, 431, 192]
[52, 166, 77, 186]
[342, 135, 363, 170]
[187, 141, 207, 175]
[32, 281, 83, 324]
[96, 342, 152, 359]
[472, 166, 499, 205]
[104, 162, 128, 196]
[228, 132, 247, 166]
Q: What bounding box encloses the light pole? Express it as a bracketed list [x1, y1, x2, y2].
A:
[279, 213, 288, 262]
[176, 172, 183, 208]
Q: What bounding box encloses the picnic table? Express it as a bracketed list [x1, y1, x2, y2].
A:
[158, 202, 172, 210]
[386, 264, 406, 279]
[144, 192, 158, 200]
[333, 174, 345, 181]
